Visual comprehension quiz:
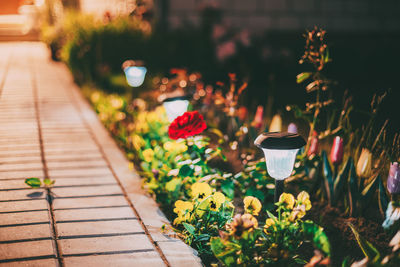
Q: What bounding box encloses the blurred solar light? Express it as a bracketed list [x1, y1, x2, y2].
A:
[162, 96, 190, 122]
[122, 60, 147, 87]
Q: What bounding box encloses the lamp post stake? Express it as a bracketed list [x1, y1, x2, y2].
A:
[274, 179, 284, 203]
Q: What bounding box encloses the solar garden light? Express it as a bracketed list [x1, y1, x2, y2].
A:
[122, 60, 147, 87]
[255, 132, 306, 203]
[162, 96, 190, 122]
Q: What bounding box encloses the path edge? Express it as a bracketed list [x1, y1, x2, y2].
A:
[64, 65, 203, 267]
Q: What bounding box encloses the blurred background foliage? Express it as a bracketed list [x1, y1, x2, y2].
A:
[41, 3, 399, 137]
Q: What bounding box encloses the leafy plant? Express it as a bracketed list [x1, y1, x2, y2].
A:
[25, 177, 55, 188]
[211, 191, 331, 266]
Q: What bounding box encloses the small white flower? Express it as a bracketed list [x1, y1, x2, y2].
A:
[383, 202, 400, 229]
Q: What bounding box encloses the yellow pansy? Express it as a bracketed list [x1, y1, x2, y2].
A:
[297, 191, 311, 211]
[163, 141, 188, 153]
[279, 193, 295, 210]
[229, 214, 258, 238]
[242, 213, 259, 229]
[130, 134, 145, 151]
[191, 183, 212, 200]
[243, 196, 262, 216]
[290, 205, 307, 221]
[90, 92, 101, 103]
[264, 218, 276, 234]
[110, 97, 124, 109]
[142, 149, 154, 162]
[209, 192, 226, 211]
[99, 112, 108, 121]
[173, 200, 193, 225]
[154, 106, 167, 120]
[115, 111, 126, 121]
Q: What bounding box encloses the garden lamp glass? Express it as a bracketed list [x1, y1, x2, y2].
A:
[122, 60, 147, 87]
[162, 96, 190, 122]
[255, 132, 306, 202]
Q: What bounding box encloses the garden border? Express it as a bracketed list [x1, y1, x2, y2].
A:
[65, 64, 203, 267]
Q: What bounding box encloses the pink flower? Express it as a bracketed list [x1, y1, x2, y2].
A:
[251, 106, 264, 130]
[307, 131, 319, 157]
[287, 123, 298, 134]
[330, 136, 344, 165]
[216, 41, 236, 62]
[387, 162, 400, 194]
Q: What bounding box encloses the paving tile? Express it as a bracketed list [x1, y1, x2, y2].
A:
[157, 241, 202, 267]
[45, 153, 103, 161]
[48, 168, 112, 178]
[47, 160, 107, 169]
[0, 199, 48, 212]
[0, 224, 52, 241]
[50, 177, 116, 186]
[52, 185, 122, 198]
[54, 206, 134, 220]
[0, 259, 57, 267]
[0, 170, 44, 179]
[63, 252, 164, 267]
[0, 240, 55, 260]
[0, 180, 36, 190]
[60, 235, 154, 255]
[0, 189, 46, 201]
[57, 220, 143, 236]
[52, 196, 128, 209]
[0, 162, 43, 171]
[0, 210, 49, 225]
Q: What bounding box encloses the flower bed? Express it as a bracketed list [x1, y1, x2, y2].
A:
[43, 14, 400, 265]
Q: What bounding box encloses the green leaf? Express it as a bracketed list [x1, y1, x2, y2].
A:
[361, 174, 380, 210]
[210, 237, 237, 266]
[348, 161, 358, 217]
[378, 176, 389, 217]
[165, 178, 181, 192]
[302, 221, 331, 256]
[194, 234, 210, 242]
[296, 72, 312, 84]
[25, 178, 42, 188]
[321, 151, 334, 204]
[341, 256, 352, 267]
[221, 179, 235, 199]
[333, 157, 352, 205]
[245, 187, 265, 202]
[348, 223, 380, 262]
[43, 178, 55, 187]
[178, 165, 194, 177]
[182, 222, 196, 236]
[266, 210, 277, 220]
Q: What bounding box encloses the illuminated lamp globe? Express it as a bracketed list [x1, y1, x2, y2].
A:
[162, 96, 190, 122]
[122, 60, 147, 87]
[255, 132, 306, 202]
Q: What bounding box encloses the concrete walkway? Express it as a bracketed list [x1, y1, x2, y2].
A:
[0, 42, 202, 267]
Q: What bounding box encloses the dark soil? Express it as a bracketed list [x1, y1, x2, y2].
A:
[307, 201, 392, 266]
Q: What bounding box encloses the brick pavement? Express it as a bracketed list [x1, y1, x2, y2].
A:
[0, 42, 202, 267]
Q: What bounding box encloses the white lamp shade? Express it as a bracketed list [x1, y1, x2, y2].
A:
[262, 148, 299, 180]
[163, 100, 189, 122]
[124, 66, 147, 87]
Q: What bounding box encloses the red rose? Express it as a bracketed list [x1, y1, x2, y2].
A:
[168, 111, 207, 140]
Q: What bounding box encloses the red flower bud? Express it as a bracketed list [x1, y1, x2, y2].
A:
[168, 111, 207, 140]
[252, 106, 264, 129]
[330, 136, 344, 165]
[307, 131, 319, 157]
[237, 106, 248, 121]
